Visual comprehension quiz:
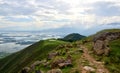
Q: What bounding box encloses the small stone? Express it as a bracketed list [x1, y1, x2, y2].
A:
[98, 69, 105, 73]
[47, 69, 62, 73]
[48, 52, 58, 60]
[83, 66, 95, 72]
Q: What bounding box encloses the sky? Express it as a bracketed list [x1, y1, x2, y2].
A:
[0, 0, 120, 33]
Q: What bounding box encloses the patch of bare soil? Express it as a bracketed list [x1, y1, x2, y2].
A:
[80, 45, 109, 73]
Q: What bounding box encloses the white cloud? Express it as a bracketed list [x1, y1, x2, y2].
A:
[0, 0, 120, 31]
[100, 16, 120, 24]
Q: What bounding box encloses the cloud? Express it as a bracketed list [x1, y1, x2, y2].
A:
[2, 16, 33, 22]
[0, 0, 120, 31]
[0, 1, 37, 16]
[86, 1, 120, 16]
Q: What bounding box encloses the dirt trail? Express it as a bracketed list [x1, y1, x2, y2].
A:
[80, 45, 109, 73]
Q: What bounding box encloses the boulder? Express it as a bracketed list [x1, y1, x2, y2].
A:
[43, 62, 50, 67]
[31, 61, 42, 69]
[48, 52, 58, 60]
[83, 66, 95, 72]
[93, 40, 106, 55]
[21, 67, 30, 73]
[51, 58, 65, 68]
[47, 69, 62, 73]
[51, 55, 72, 68]
[60, 55, 72, 67]
[93, 32, 120, 43]
[58, 59, 72, 68]
[98, 69, 105, 73]
[93, 32, 120, 55]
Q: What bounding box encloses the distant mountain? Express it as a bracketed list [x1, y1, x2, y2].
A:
[60, 33, 86, 42]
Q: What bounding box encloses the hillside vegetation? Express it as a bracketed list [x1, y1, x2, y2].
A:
[60, 33, 86, 42]
[84, 29, 120, 73]
[102, 39, 120, 73]
[0, 52, 10, 59]
[0, 29, 120, 73]
[0, 39, 67, 73]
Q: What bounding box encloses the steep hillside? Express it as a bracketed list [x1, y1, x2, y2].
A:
[0, 39, 67, 73]
[101, 39, 120, 73]
[84, 29, 120, 73]
[89, 39, 120, 73]
[0, 52, 10, 59]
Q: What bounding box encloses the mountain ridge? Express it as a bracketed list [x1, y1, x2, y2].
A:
[0, 29, 120, 73]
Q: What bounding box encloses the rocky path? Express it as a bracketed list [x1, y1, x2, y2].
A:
[80, 45, 109, 73]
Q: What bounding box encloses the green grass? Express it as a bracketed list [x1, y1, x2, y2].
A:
[97, 29, 120, 33]
[103, 39, 120, 73]
[91, 39, 120, 73]
[82, 29, 120, 73]
[0, 39, 67, 73]
[33, 42, 83, 73]
[62, 66, 73, 73]
[86, 29, 120, 42]
[0, 52, 10, 59]
[0, 29, 119, 73]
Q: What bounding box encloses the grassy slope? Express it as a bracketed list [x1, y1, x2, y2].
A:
[0, 40, 84, 73]
[83, 29, 120, 73]
[97, 29, 120, 33]
[0, 39, 67, 73]
[0, 52, 10, 59]
[103, 39, 120, 73]
[37, 46, 83, 73]
[90, 39, 120, 73]
[0, 29, 119, 73]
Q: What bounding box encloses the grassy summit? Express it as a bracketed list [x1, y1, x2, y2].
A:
[60, 33, 86, 42]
